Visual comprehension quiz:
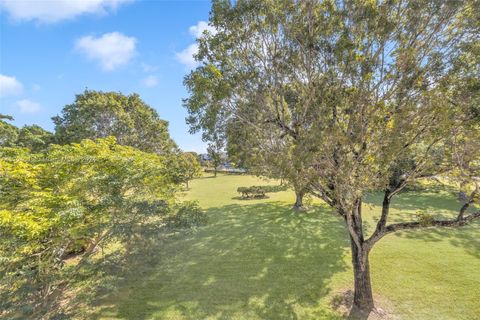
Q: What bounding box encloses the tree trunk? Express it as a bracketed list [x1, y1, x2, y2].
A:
[214, 167, 217, 177]
[344, 199, 375, 319]
[349, 237, 374, 319]
[186, 180, 189, 189]
[292, 190, 305, 210]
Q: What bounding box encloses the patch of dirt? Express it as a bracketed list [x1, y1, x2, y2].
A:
[331, 289, 400, 320]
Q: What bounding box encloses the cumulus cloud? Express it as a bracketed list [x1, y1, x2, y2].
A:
[142, 75, 158, 87]
[0, 74, 23, 97]
[0, 0, 132, 23]
[189, 21, 216, 39]
[17, 99, 41, 113]
[141, 63, 158, 73]
[176, 21, 216, 69]
[75, 32, 137, 71]
[176, 43, 200, 69]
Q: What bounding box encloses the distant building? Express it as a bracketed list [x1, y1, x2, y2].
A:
[199, 153, 246, 173]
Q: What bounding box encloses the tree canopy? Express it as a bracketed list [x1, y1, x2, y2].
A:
[184, 0, 480, 316]
[0, 137, 183, 314]
[169, 151, 203, 188]
[0, 114, 18, 147]
[53, 90, 177, 154]
[0, 116, 53, 152]
[1, 92, 205, 316]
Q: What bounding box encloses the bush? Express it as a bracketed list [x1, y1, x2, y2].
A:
[165, 201, 207, 228]
[237, 185, 287, 199]
[237, 186, 266, 198]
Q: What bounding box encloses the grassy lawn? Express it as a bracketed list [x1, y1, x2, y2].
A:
[88, 173, 479, 320]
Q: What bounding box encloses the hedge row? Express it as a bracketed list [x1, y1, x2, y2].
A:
[237, 185, 288, 199]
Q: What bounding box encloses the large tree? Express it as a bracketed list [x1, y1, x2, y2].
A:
[184, 0, 479, 317]
[0, 115, 53, 152]
[0, 138, 178, 315]
[16, 125, 54, 152]
[53, 90, 177, 154]
[0, 114, 19, 147]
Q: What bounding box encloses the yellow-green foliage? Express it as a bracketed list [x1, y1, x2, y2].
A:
[0, 137, 177, 311]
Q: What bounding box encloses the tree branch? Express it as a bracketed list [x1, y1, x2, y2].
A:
[385, 211, 480, 232]
[367, 210, 480, 248]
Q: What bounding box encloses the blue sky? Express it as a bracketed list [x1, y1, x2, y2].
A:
[0, 0, 213, 152]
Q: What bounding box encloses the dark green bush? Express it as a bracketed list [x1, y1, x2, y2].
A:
[237, 185, 287, 199]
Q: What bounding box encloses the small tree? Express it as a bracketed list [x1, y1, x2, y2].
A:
[175, 152, 203, 189]
[207, 135, 225, 177]
[227, 118, 312, 209]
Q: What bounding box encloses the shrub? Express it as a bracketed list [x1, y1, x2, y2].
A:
[237, 185, 287, 199]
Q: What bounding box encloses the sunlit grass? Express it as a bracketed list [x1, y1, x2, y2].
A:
[82, 173, 478, 320]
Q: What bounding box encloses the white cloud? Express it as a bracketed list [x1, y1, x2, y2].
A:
[0, 0, 132, 23]
[142, 75, 158, 87]
[0, 74, 23, 97]
[75, 32, 137, 71]
[189, 21, 216, 39]
[141, 63, 158, 73]
[17, 99, 41, 113]
[176, 21, 216, 69]
[176, 43, 200, 69]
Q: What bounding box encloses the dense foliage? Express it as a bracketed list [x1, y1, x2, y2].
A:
[237, 185, 288, 199]
[0, 138, 178, 313]
[169, 152, 203, 189]
[0, 115, 53, 152]
[0, 133, 206, 318]
[53, 90, 177, 154]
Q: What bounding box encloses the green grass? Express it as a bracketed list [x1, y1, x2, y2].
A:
[86, 173, 479, 320]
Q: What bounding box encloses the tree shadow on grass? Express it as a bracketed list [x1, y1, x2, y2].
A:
[85, 202, 350, 320]
[393, 222, 480, 259]
[56, 193, 480, 319]
[364, 189, 462, 214]
[364, 191, 480, 259]
[197, 175, 217, 179]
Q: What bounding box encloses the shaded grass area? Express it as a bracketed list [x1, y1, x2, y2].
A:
[66, 174, 478, 320]
[90, 201, 349, 320]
